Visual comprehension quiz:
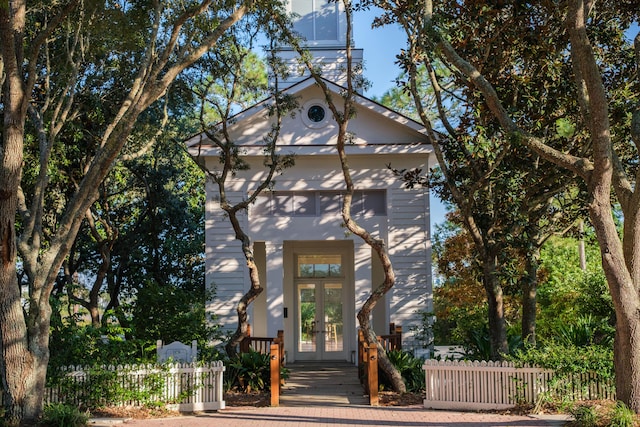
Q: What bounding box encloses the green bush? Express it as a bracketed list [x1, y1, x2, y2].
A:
[225, 350, 271, 393]
[383, 350, 425, 393]
[510, 343, 614, 410]
[609, 401, 637, 427]
[46, 365, 170, 410]
[571, 404, 599, 427]
[556, 315, 614, 347]
[41, 403, 90, 427]
[48, 322, 156, 369]
[510, 343, 614, 378]
[459, 325, 523, 361]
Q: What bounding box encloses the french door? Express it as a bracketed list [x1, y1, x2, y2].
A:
[296, 281, 344, 360]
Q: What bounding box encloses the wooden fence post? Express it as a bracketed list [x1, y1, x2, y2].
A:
[275, 330, 285, 386]
[367, 343, 379, 406]
[358, 330, 366, 364]
[270, 343, 280, 407]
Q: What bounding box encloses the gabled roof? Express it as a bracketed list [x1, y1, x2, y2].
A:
[186, 76, 432, 157]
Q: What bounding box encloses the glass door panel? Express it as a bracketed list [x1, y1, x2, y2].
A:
[323, 283, 343, 353]
[297, 282, 344, 358]
[297, 284, 317, 353]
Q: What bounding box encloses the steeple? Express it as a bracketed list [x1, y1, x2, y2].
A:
[290, 0, 346, 47]
[272, 0, 363, 91]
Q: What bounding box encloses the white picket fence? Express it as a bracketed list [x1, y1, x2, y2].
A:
[44, 362, 226, 412]
[423, 360, 615, 410]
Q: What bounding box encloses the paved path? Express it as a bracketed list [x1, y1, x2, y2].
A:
[114, 407, 570, 427]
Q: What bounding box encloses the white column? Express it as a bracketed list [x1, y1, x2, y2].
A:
[266, 241, 284, 337]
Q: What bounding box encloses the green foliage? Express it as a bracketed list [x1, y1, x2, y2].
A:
[409, 311, 434, 349]
[383, 350, 425, 393]
[129, 280, 219, 346]
[556, 315, 614, 347]
[460, 325, 523, 361]
[225, 351, 271, 393]
[511, 343, 614, 379]
[609, 401, 637, 427]
[536, 237, 609, 343]
[555, 118, 576, 139]
[563, 401, 640, 427]
[48, 322, 155, 368]
[571, 404, 599, 427]
[41, 403, 90, 427]
[46, 365, 171, 410]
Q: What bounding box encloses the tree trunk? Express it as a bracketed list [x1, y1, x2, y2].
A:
[0, 110, 47, 425]
[614, 311, 640, 411]
[482, 254, 508, 360]
[225, 283, 263, 358]
[521, 247, 539, 346]
[357, 301, 406, 393]
[589, 185, 640, 411]
[222, 205, 264, 358]
[0, 266, 43, 426]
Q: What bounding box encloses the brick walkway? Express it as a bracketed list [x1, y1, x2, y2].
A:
[117, 406, 570, 427]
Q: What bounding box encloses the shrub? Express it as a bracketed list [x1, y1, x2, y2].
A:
[46, 364, 170, 410]
[609, 401, 637, 427]
[556, 315, 614, 347]
[384, 350, 425, 393]
[226, 350, 271, 393]
[41, 403, 90, 427]
[510, 343, 615, 410]
[510, 343, 614, 379]
[571, 404, 599, 427]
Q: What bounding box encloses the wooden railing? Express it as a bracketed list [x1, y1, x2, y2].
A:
[378, 323, 402, 352]
[358, 323, 403, 406]
[423, 360, 616, 410]
[239, 326, 284, 406]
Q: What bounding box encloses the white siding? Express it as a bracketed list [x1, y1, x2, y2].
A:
[205, 190, 249, 332]
[388, 186, 432, 349]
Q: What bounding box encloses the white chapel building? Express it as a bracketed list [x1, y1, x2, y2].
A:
[187, 0, 434, 362]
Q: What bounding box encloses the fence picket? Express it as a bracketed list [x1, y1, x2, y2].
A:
[33, 362, 226, 412]
[422, 360, 615, 411]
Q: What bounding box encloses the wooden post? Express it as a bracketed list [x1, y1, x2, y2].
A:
[276, 330, 285, 386]
[358, 329, 366, 365]
[367, 344, 379, 406]
[277, 330, 285, 364]
[270, 343, 280, 407]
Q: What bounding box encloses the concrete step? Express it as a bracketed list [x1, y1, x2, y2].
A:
[280, 362, 368, 406]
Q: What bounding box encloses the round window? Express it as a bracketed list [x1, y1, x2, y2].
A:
[307, 105, 326, 123]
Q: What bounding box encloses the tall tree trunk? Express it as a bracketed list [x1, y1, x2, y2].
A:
[521, 247, 539, 346]
[0, 78, 45, 425]
[482, 253, 508, 360]
[0, 2, 44, 419]
[225, 255, 263, 358]
[591, 202, 640, 410]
